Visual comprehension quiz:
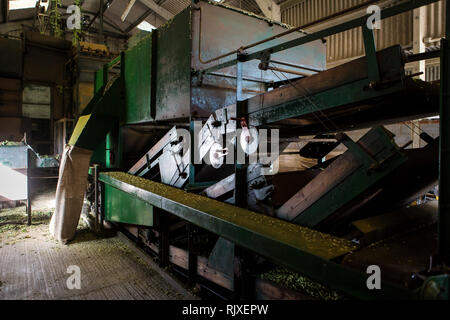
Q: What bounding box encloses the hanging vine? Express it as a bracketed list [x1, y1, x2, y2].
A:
[50, 0, 63, 38]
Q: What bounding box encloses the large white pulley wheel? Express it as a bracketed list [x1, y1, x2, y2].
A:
[240, 127, 259, 155]
[209, 143, 227, 169]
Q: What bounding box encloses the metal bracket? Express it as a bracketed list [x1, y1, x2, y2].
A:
[362, 25, 381, 87]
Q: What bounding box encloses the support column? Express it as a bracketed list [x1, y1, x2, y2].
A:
[26, 148, 32, 226]
[411, 6, 427, 149]
[187, 224, 197, 286]
[439, 0, 450, 264]
[99, 0, 104, 44]
[158, 209, 170, 267]
[412, 6, 427, 80]
[233, 54, 254, 300]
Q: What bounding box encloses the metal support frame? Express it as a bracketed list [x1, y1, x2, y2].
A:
[99, 0, 104, 44]
[2, 0, 8, 23]
[187, 223, 197, 286]
[439, 0, 450, 265]
[187, 119, 217, 190]
[87, 0, 114, 30]
[233, 54, 253, 299]
[121, 0, 137, 22]
[94, 0, 450, 299]
[362, 25, 380, 85]
[234, 54, 248, 208]
[139, 0, 174, 21]
[94, 164, 100, 232]
[158, 208, 170, 267]
[99, 172, 429, 299]
[150, 29, 158, 119]
[26, 148, 32, 226]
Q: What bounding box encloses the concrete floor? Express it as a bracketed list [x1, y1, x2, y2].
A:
[0, 187, 195, 300]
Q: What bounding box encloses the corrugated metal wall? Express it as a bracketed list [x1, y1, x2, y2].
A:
[281, 0, 445, 68]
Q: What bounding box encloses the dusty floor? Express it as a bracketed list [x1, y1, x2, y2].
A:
[0, 187, 195, 300]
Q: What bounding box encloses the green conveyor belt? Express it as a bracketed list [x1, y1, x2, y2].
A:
[99, 171, 417, 300]
[100, 171, 356, 260]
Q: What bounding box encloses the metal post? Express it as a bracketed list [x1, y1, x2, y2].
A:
[362, 25, 380, 85]
[233, 53, 254, 299]
[94, 164, 99, 232]
[187, 224, 197, 286]
[234, 54, 248, 208]
[438, 0, 450, 264]
[26, 148, 32, 226]
[158, 209, 170, 267]
[99, 0, 104, 44]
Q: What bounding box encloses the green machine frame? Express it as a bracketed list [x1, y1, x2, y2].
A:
[82, 0, 450, 299]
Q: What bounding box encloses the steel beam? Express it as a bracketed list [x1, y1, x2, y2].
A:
[121, 0, 137, 21]
[2, 0, 8, 23]
[139, 0, 174, 21]
[439, 0, 450, 265]
[87, 0, 114, 30]
[124, 8, 153, 33]
[99, 0, 104, 44]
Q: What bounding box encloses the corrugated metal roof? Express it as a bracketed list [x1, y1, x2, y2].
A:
[280, 0, 446, 67]
[1, 0, 192, 34]
[222, 0, 263, 15]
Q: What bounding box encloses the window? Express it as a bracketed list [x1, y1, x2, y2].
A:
[137, 21, 156, 32]
[9, 0, 37, 10]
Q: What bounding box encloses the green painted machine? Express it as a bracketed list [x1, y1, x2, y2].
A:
[64, 0, 450, 299]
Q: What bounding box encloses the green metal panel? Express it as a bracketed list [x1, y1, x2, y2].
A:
[156, 7, 192, 121]
[92, 64, 111, 166]
[103, 184, 153, 226]
[249, 78, 405, 126]
[94, 67, 106, 94]
[124, 34, 153, 124]
[91, 140, 107, 167]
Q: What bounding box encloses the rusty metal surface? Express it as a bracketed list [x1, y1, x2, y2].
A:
[192, 2, 326, 78]
[155, 8, 192, 121]
[190, 1, 326, 116]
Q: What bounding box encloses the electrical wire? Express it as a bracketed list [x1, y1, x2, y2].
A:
[267, 64, 341, 134]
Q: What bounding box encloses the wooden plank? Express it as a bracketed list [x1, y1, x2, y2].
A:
[277, 152, 361, 220]
[142, 239, 234, 291]
[121, 0, 137, 22]
[139, 0, 174, 21]
[255, 278, 314, 300]
[128, 126, 177, 175]
[276, 127, 399, 222]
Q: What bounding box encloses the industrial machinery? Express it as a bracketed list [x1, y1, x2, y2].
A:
[61, 0, 450, 299]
